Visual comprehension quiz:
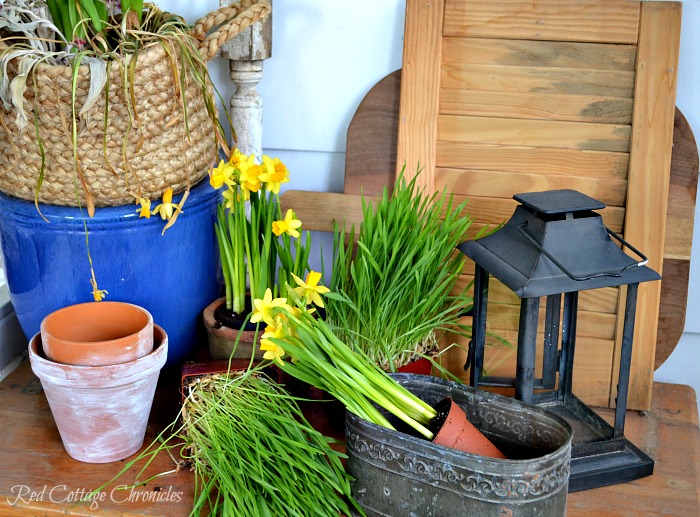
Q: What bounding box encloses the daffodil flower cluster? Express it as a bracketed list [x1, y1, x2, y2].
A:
[208, 150, 311, 316]
[251, 277, 439, 441]
[209, 149, 291, 203]
[253, 271, 328, 365]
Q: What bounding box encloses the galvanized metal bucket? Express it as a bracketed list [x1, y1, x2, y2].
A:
[345, 374, 572, 517]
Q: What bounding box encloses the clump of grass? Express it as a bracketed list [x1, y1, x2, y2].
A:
[88, 364, 361, 517]
[326, 169, 478, 371]
[181, 370, 360, 516]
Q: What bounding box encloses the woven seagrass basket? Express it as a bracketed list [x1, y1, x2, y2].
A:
[0, 0, 270, 208]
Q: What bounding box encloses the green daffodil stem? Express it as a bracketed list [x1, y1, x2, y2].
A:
[315, 321, 438, 420]
[305, 323, 436, 438]
[332, 355, 434, 440]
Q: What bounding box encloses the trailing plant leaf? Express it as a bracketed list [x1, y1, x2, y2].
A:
[77, 56, 106, 117]
[7, 51, 39, 129]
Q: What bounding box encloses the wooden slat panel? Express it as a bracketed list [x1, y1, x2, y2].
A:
[438, 328, 615, 406]
[436, 142, 629, 178]
[616, 2, 681, 410]
[442, 63, 636, 98]
[440, 89, 634, 124]
[280, 191, 364, 233]
[437, 168, 628, 206]
[455, 274, 620, 313]
[396, 0, 444, 188]
[442, 37, 638, 71]
[450, 195, 625, 231]
[438, 115, 632, 152]
[443, 0, 641, 44]
[580, 288, 621, 315]
[483, 303, 618, 340]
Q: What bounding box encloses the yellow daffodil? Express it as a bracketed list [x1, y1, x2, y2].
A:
[229, 148, 244, 168]
[135, 196, 151, 219]
[209, 159, 237, 190]
[90, 271, 107, 302]
[272, 209, 302, 238]
[260, 340, 286, 366]
[238, 154, 263, 197]
[260, 155, 290, 194]
[292, 271, 330, 308]
[260, 324, 287, 366]
[251, 288, 293, 327]
[152, 188, 180, 221]
[222, 186, 237, 211]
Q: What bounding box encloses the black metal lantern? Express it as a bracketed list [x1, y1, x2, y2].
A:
[458, 189, 661, 492]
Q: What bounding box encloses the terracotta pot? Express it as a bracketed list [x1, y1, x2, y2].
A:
[41, 301, 153, 366]
[203, 297, 263, 361]
[0, 178, 220, 367]
[28, 325, 168, 463]
[431, 397, 507, 459]
[397, 357, 432, 375]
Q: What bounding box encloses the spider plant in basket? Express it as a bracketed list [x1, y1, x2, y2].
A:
[0, 0, 270, 299]
[325, 170, 480, 374]
[203, 149, 313, 360]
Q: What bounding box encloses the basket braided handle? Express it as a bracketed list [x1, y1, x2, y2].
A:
[192, 0, 272, 61]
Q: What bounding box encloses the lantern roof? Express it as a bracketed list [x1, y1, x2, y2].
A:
[458, 189, 661, 298]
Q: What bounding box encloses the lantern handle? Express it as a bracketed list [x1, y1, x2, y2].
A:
[516, 223, 649, 281]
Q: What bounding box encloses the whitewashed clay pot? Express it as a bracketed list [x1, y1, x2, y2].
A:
[41, 301, 153, 366]
[28, 325, 168, 463]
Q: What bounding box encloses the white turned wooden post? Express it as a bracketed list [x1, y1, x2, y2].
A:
[219, 0, 272, 159]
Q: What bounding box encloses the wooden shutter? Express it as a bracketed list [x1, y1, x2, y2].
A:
[397, 0, 681, 410]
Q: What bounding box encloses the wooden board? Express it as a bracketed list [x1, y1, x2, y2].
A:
[655, 110, 699, 368]
[1, 361, 698, 515]
[396, 0, 682, 411]
[339, 77, 693, 408]
[442, 0, 641, 44]
[611, 2, 681, 408]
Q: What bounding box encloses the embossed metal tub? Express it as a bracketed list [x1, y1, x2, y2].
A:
[345, 374, 572, 517]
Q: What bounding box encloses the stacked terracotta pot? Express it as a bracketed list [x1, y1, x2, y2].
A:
[28, 302, 167, 463]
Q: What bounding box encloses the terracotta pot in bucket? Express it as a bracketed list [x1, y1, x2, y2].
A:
[41, 301, 153, 366]
[28, 325, 168, 463]
[431, 397, 506, 459]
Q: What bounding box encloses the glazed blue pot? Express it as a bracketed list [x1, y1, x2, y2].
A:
[0, 180, 222, 367]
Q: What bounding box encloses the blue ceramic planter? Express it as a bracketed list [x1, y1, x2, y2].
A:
[0, 180, 221, 366]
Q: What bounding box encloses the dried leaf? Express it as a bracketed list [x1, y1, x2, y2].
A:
[78, 57, 107, 118]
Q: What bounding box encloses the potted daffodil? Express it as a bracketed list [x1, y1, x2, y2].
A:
[251, 279, 506, 459]
[203, 149, 314, 360]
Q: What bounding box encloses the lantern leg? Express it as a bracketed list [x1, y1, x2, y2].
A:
[559, 291, 578, 401]
[542, 294, 562, 389]
[468, 264, 489, 388]
[515, 297, 540, 404]
[614, 283, 638, 438]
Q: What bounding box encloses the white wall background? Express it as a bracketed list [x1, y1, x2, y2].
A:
[161, 0, 700, 409]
